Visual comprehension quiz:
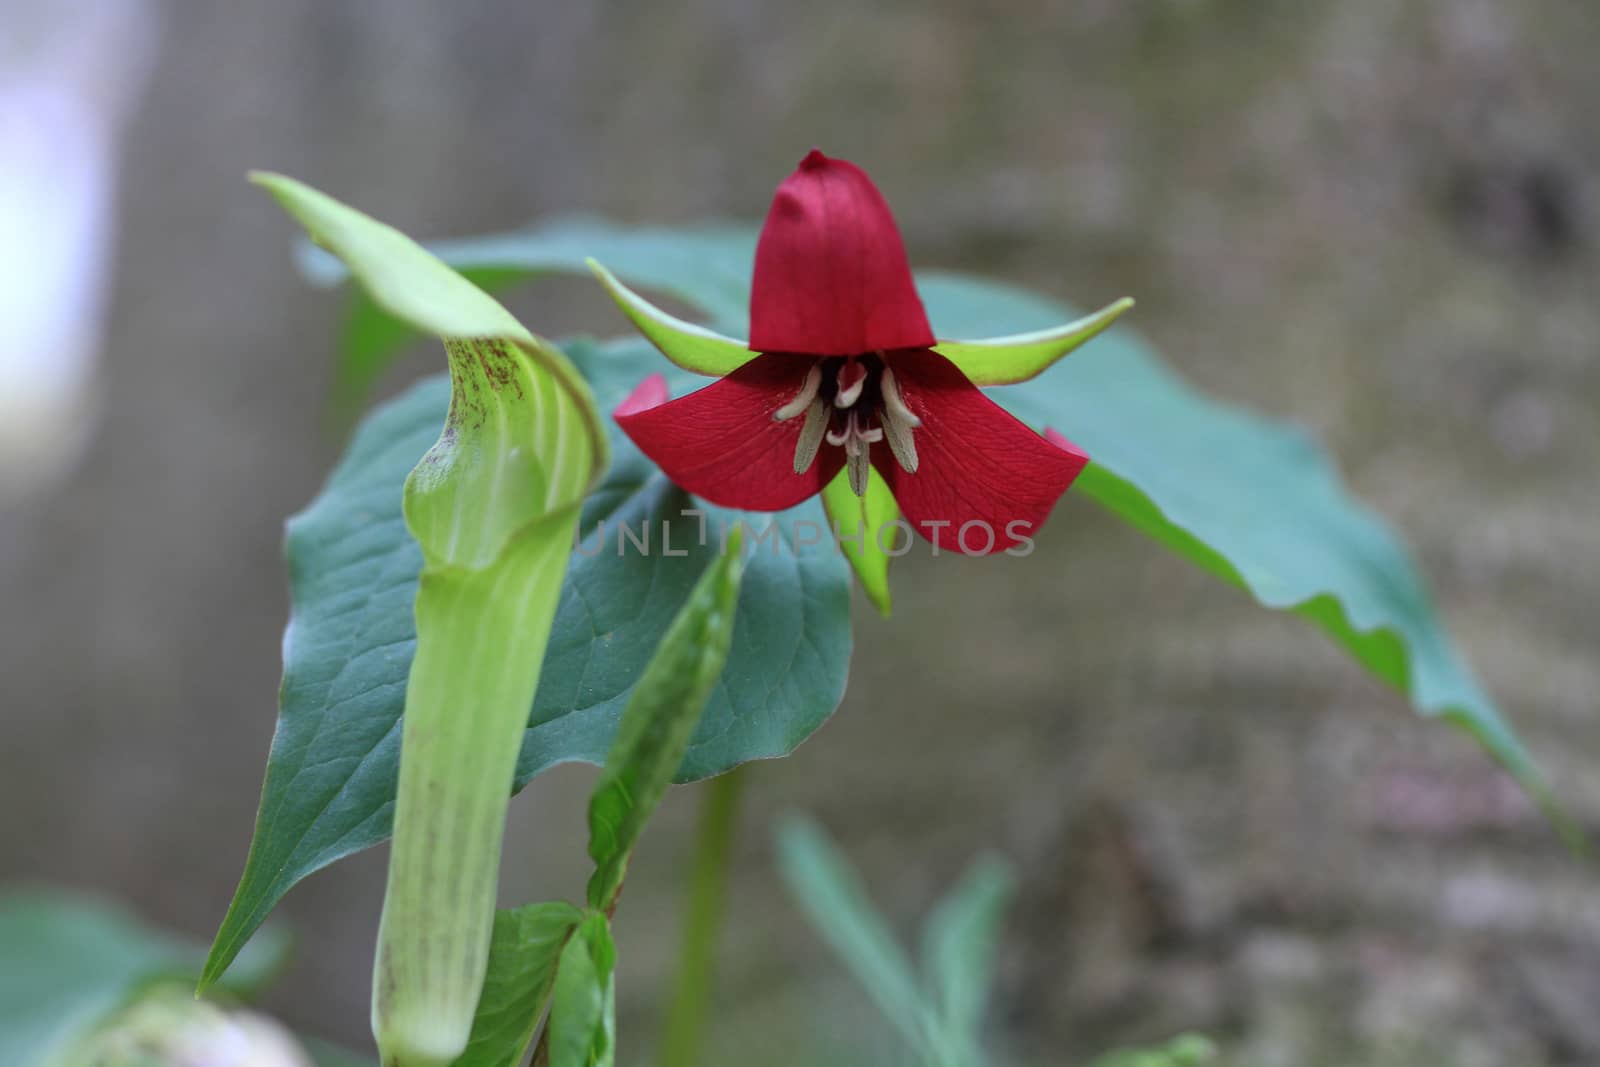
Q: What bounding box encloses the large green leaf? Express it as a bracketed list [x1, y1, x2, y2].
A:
[453, 903, 583, 1067]
[309, 223, 1539, 794]
[909, 273, 1538, 791]
[205, 333, 850, 985]
[0, 891, 288, 1067]
[587, 532, 745, 912]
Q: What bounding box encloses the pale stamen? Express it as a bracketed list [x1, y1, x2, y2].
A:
[786, 359, 920, 488]
[792, 396, 830, 474]
[774, 363, 823, 421]
[878, 405, 917, 473]
[879, 365, 921, 428]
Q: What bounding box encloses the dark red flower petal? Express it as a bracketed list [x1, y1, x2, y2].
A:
[872, 350, 1090, 555]
[750, 150, 934, 357]
[614, 357, 844, 512]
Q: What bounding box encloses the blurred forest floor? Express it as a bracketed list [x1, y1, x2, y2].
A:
[1, 2, 1598, 1065]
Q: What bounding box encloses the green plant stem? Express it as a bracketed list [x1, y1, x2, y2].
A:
[659, 765, 746, 1067]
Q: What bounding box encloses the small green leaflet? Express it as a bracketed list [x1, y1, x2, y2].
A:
[451, 903, 584, 1067]
[546, 913, 617, 1067]
[587, 532, 746, 911]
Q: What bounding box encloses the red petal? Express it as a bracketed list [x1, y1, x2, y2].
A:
[872, 350, 1090, 555]
[750, 150, 934, 356]
[616, 373, 670, 416]
[614, 358, 843, 511]
[1043, 427, 1091, 465]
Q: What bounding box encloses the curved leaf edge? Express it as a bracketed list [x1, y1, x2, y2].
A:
[1072, 462, 1574, 846]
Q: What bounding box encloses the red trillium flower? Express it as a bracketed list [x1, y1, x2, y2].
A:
[589, 150, 1132, 557]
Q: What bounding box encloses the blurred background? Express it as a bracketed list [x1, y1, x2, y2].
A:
[2, 1, 1598, 1064]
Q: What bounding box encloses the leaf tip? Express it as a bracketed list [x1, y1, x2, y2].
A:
[247, 170, 301, 201]
[722, 523, 745, 558]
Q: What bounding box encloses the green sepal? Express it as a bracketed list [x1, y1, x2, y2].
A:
[932, 296, 1134, 385]
[820, 466, 899, 616]
[587, 258, 752, 377]
[586, 529, 746, 912]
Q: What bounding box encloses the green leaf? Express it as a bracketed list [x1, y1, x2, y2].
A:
[452, 903, 584, 1067]
[910, 272, 1540, 795]
[932, 296, 1135, 385]
[0, 891, 288, 1067]
[774, 819, 939, 1061]
[587, 531, 746, 911]
[205, 334, 850, 988]
[820, 466, 900, 616]
[919, 858, 1012, 1066]
[237, 176, 608, 1067]
[546, 913, 617, 1067]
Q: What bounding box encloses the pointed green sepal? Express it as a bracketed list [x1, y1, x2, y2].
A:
[821, 466, 899, 615]
[932, 296, 1134, 385]
[587, 258, 753, 377]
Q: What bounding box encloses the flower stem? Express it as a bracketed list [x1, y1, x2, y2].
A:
[659, 765, 746, 1067]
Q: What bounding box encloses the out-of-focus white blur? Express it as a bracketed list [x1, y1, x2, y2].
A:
[0, 0, 156, 498]
[62, 986, 317, 1067]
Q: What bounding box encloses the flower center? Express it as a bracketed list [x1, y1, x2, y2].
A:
[772, 354, 921, 495]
